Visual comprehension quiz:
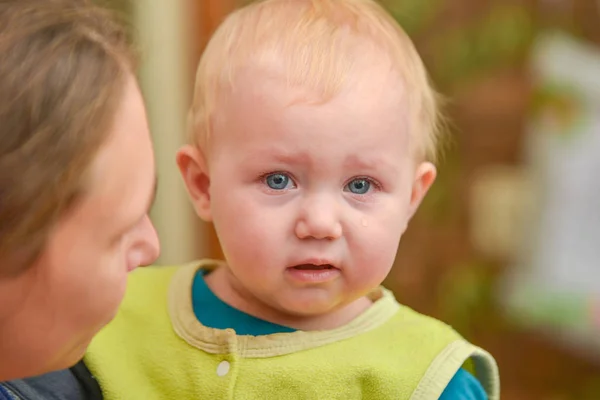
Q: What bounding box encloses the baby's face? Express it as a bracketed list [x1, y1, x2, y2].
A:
[199, 64, 435, 319]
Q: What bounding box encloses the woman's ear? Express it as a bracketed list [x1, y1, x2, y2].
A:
[176, 145, 212, 221]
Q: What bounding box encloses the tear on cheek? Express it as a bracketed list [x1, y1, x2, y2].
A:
[361, 218, 369, 227]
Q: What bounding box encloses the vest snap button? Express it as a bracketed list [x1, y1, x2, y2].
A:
[217, 360, 230, 377]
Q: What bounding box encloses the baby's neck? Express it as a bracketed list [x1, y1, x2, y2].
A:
[204, 267, 373, 331]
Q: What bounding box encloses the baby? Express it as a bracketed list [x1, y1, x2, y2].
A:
[84, 0, 500, 398]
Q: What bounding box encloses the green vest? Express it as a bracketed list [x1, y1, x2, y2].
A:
[85, 261, 499, 399]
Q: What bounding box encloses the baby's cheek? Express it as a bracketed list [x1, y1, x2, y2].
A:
[219, 212, 274, 262]
[353, 223, 400, 275]
[358, 240, 395, 272]
[231, 234, 263, 260]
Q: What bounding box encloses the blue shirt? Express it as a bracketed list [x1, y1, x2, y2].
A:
[192, 271, 487, 399]
[0, 385, 13, 400]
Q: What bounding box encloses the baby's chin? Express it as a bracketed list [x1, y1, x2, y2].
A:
[268, 293, 373, 330]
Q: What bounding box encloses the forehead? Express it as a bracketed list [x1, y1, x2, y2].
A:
[212, 57, 410, 157]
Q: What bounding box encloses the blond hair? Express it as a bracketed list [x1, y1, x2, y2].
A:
[189, 0, 444, 162]
[0, 0, 136, 274]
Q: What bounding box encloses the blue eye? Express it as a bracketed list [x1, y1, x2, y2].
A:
[265, 173, 292, 190]
[345, 179, 370, 194]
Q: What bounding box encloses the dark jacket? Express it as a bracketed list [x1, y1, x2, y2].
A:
[0, 362, 102, 400]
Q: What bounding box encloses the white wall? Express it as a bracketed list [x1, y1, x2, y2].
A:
[132, 1, 205, 264]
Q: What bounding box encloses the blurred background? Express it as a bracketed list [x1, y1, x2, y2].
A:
[102, 0, 600, 398]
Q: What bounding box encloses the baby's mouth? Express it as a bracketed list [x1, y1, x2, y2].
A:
[286, 263, 341, 283]
[291, 264, 336, 270]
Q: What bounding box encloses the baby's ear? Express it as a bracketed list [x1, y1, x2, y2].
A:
[176, 145, 212, 222]
[407, 162, 437, 220]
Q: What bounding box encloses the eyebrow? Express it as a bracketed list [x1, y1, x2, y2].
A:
[243, 149, 400, 179]
[343, 154, 398, 175]
[243, 148, 312, 166]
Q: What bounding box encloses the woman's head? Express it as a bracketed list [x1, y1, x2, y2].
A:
[0, 0, 160, 379]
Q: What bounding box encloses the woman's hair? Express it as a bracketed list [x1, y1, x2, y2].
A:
[0, 0, 137, 274]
